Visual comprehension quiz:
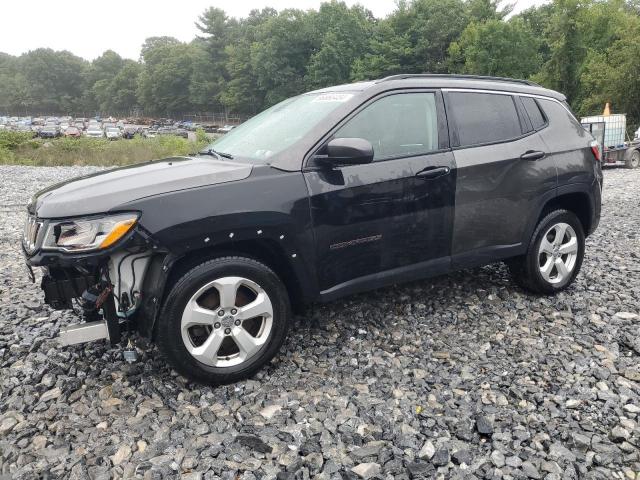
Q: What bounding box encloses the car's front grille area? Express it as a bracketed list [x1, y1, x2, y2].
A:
[23, 214, 43, 254]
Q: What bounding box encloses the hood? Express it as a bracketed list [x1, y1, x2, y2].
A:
[30, 156, 253, 218]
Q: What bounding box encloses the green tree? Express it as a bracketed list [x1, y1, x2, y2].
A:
[534, 0, 585, 103]
[449, 18, 541, 78]
[516, 3, 555, 66]
[250, 9, 315, 106]
[191, 8, 240, 111]
[0, 54, 26, 113]
[219, 9, 277, 113]
[138, 37, 194, 115]
[103, 61, 141, 113]
[401, 0, 470, 73]
[17, 49, 88, 113]
[304, 1, 374, 89]
[466, 0, 509, 22]
[579, 12, 640, 124]
[351, 21, 412, 80]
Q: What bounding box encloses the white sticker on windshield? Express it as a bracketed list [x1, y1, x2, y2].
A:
[312, 93, 354, 103]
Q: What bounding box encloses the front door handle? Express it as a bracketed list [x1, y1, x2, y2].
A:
[415, 166, 450, 180]
[520, 150, 546, 161]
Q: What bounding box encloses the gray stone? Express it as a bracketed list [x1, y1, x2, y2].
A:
[417, 440, 435, 460]
[431, 447, 450, 467]
[491, 450, 506, 468]
[476, 415, 493, 436]
[451, 449, 472, 466]
[406, 461, 435, 478]
[234, 434, 272, 454]
[351, 462, 381, 479]
[39, 387, 62, 403]
[521, 461, 541, 479]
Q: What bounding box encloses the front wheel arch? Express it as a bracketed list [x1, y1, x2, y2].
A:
[142, 239, 311, 340]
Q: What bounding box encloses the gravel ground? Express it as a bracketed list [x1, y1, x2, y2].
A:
[0, 165, 639, 480]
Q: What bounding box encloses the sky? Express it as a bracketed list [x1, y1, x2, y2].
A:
[0, 0, 548, 61]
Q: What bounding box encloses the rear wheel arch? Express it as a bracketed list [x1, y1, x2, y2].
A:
[536, 191, 593, 237]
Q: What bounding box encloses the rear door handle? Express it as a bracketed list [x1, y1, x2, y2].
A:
[415, 166, 450, 180]
[520, 150, 546, 161]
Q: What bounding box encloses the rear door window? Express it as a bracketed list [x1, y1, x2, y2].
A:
[334, 92, 439, 161]
[448, 92, 523, 147]
[521, 96, 547, 130]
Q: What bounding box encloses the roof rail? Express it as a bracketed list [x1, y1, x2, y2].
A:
[377, 74, 541, 87]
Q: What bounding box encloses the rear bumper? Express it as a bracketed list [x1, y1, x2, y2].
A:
[589, 178, 602, 236]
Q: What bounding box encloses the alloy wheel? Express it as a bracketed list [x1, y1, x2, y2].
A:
[180, 276, 273, 367]
[538, 222, 578, 284]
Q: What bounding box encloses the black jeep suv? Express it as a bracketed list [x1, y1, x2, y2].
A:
[23, 75, 602, 384]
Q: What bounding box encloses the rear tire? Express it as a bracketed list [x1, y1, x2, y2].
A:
[625, 149, 640, 169]
[508, 209, 585, 294]
[157, 256, 291, 385]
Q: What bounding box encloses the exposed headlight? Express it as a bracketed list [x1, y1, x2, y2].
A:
[42, 213, 139, 252]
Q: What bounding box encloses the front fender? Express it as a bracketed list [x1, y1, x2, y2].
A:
[124, 167, 318, 337]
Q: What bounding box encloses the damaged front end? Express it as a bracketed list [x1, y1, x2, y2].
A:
[22, 210, 161, 347]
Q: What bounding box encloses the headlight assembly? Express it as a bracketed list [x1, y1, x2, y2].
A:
[42, 213, 139, 252]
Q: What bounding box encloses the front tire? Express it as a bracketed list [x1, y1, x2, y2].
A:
[157, 256, 291, 385]
[508, 209, 585, 294]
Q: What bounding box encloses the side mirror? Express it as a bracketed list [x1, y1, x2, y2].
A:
[323, 137, 374, 166]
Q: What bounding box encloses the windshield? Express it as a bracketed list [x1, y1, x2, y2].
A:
[203, 92, 354, 163]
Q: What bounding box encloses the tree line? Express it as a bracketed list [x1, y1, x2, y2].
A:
[0, 0, 639, 123]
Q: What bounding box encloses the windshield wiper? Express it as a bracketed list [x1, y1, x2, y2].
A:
[198, 148, 234, 160]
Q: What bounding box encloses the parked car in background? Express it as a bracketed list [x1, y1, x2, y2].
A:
[202, 124, 219, 133]
[14, 124, 36, 136]
[217, 124, 236, 133]
[63, 126, 82, 138]
[157, 126, 189, 138]
[105, 127, 122, 140]
[85, 126, 104, 138]
[38, 126, 61, 138]
[142, 128, 158, 139]
[122, 126, 140, 139]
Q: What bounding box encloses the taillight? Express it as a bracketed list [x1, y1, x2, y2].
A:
[590, 140, 601, 162]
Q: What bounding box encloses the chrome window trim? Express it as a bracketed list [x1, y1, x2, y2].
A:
[441, 88, 574, 116]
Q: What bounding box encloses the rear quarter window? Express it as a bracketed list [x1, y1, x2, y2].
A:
[521, 96, 547, 130]
[536, 98, 590, 147]
[448, 92, 523, 147]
